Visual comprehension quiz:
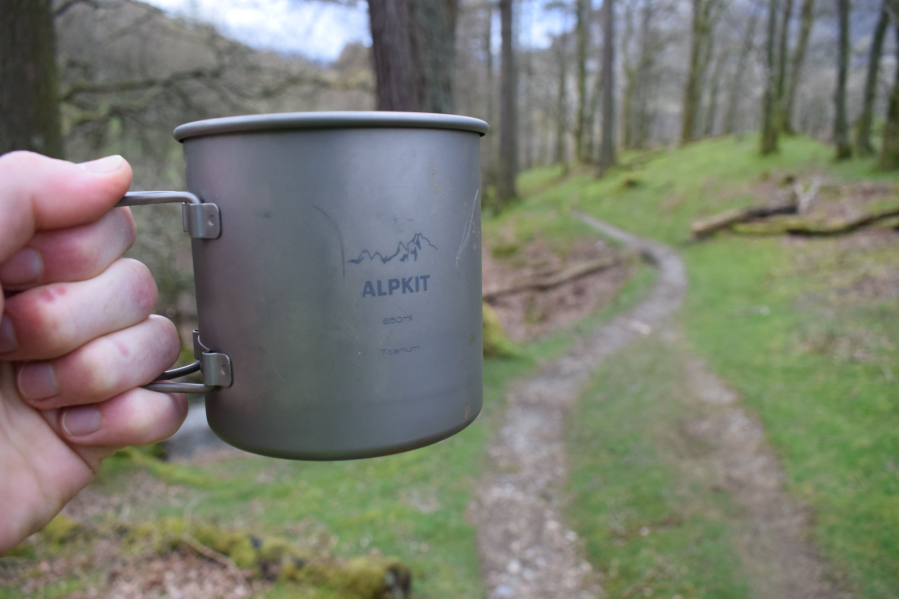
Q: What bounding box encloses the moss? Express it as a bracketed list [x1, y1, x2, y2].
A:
[288, 556, 411, 599]
[2, 542, 35, 559]
[41, 514, 80, 544]
[490, 242, 519, 260]
[117, 518, 413, 596]
[482, 302, 522, 358]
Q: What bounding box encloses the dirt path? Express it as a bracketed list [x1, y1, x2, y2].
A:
[473, 213, 841, 599]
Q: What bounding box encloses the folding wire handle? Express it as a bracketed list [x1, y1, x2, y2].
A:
[116, 191, 230, 394]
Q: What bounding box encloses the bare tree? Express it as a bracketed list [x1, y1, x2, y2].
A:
[622, 0, 639, 148]
[497, 0, 518, 201]
[760, 0, 779, 154]
[680, 0, 724, 144]
[834, 0, 851, 159]
[782, 0, 815, 133]
[480, 2, 498, 187]
[575, 0, 591, 161]
[723, 9, 758, 135]
[597, 0, 617, 174]
[621, 0, 672, 148]
[774, 0, 794, 130]
[0, 0, 63, 157]
[704, 45, 730, 136]
[855, 0, 889, 155]
[368, 0, 458, 112]
[879, 21, 899, 168]
[553, 33, 571, 165]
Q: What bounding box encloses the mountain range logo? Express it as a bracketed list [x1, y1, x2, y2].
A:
[348, 233, 438, 265]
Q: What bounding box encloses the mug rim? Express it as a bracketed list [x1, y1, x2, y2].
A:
[174, 111, 489, 142]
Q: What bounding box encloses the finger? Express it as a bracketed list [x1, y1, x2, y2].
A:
[0, 258, 157, 361]
[0, 207, 136, 291]
[16, 315, 180, 409]
[56, 388, 188, 447]
[0, 152, 133, 264]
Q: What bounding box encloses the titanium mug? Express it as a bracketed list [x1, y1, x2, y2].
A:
[117, 112, 488, 460]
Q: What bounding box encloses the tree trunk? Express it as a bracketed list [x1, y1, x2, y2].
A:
[724, 11, 758, 135]
[782, 0, 815, 133]
[834, 0, 852, 160]
[483, 3, 497, 188]
[587, 43, 603, 157]
[497, 0, 518, 202]
[521, 35, 534, 170]
[554, 34, 569, 166]
[622, 69, 636, 149]
[621, 2, 636, 149]
[681, 0, 706, 144]
[368, 0, 457, 113]
[774, 0, 794, 132]
[575, 0, 590, 162]
[760, 0, 779, 155]
[855, 0, 889, 156]
[704, 47, 729, 136]
[0, 0, 63, 158]
[597, 0, 617, 175]
[878, 23, 899, 168]
[634, 0, 656, 148]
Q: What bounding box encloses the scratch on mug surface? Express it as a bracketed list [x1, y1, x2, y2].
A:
[313, 205, 346, 277]
[456, 190, 480, 267]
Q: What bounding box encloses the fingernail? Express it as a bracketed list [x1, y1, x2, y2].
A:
[0, 248, 43, 286]
[0, 315, 16, 353]
[62, 405, 101, 437]
[17, 362, 58, 401]
[79, 155, 123, 174]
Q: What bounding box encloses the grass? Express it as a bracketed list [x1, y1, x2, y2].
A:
[567, 336, 750, 599]
[557, 134, 899, 597]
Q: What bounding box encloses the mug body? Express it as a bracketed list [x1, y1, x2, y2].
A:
[176, 112, 485, 460]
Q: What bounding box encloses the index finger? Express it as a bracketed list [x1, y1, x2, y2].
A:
[0, 152, 133, 265]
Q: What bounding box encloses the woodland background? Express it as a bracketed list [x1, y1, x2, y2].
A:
[3, 2, 899, 598]
[3, 0, 899, 330]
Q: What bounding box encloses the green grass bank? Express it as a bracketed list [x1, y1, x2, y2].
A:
[552, 135, 899, 597]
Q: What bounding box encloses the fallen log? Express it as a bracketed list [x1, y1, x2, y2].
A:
[482, 253, 627, 301]
[691, 198, 797, 238]
[732, 204, 899, 235]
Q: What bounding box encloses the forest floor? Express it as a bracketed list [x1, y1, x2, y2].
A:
[537, 136, 899, 598]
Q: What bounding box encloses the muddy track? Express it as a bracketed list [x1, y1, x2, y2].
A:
[473, 213, 841, 599]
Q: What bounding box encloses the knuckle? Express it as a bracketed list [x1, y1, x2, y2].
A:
[71, 231, 104, 270]
[130, 395, 181, 441]
[6, 290, 75, 352]
[153, 316, 181, 358]
[117, 208, 137, 250]
[74, 342, 118, 394]
[118, 259, 158, 313]
[0, 151, 42, 175]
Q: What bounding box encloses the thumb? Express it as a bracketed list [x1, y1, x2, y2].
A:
[0, 151, 133, 265]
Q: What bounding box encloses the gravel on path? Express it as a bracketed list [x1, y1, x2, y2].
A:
[473, 212, 841, 599]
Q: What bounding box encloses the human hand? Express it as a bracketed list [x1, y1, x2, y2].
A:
[0, 152, 187, 554]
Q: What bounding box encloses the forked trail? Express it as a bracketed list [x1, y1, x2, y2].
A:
[472, 213, 841, 599]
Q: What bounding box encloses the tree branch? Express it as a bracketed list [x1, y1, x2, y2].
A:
[54, 0, 99, 18]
